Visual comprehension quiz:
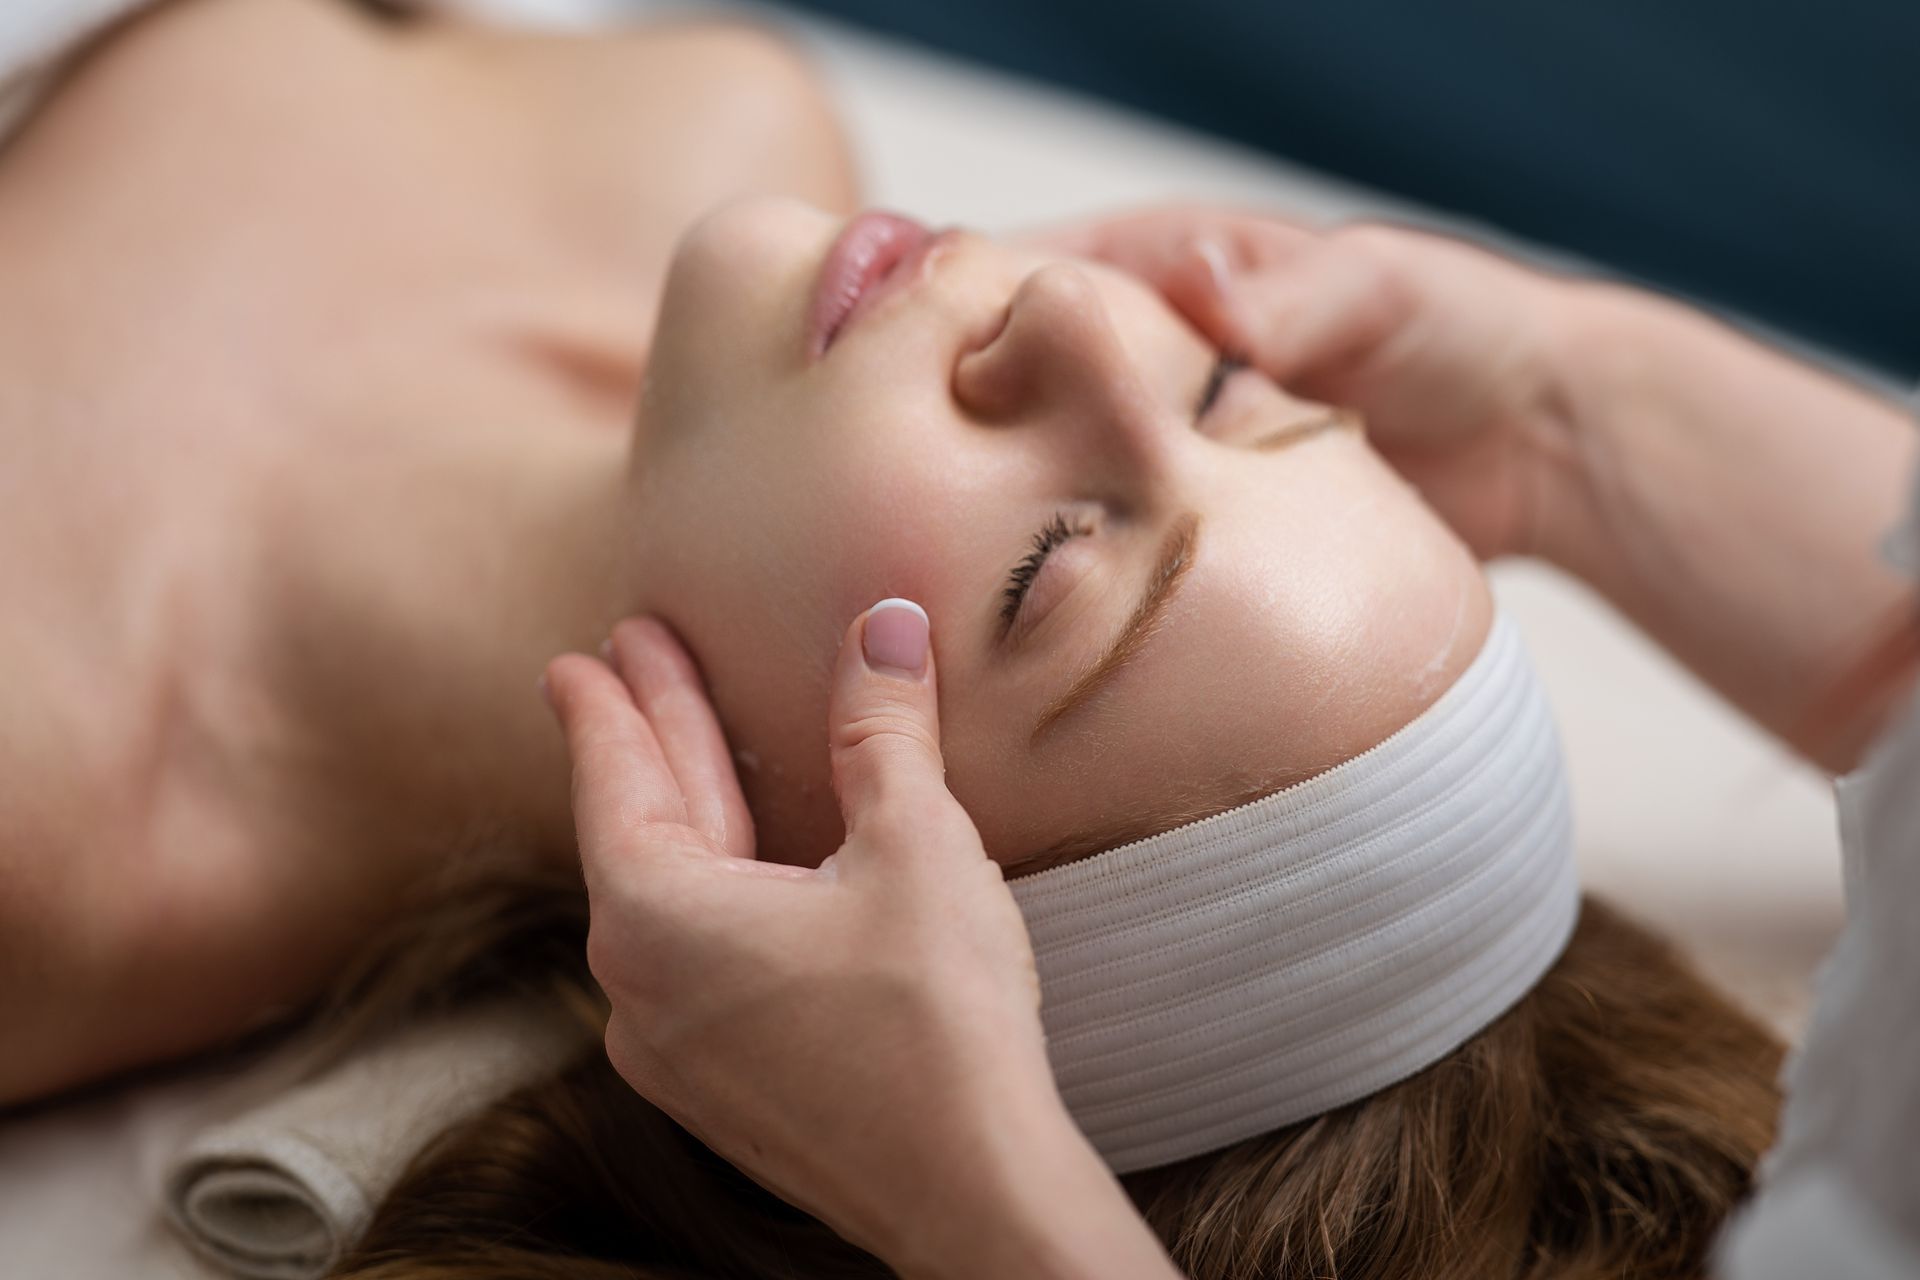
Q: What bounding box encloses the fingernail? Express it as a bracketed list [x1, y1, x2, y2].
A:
[536, 672, 554, 709]
[1193, 236, 1233, 295]
[599, 637, 616, 661]
[862, 598, 929, 678]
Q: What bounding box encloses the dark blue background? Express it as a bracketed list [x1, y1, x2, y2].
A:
[783, 0, 1920, 378]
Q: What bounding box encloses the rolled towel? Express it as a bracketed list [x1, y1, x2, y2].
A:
[164, 997, 591, 1280]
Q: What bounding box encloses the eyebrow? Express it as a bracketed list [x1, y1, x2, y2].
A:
[1030, 511, 1201, 743]
[1249, 408, 1365, 452]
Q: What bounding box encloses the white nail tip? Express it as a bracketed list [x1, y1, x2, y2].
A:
[868, 597, 929, 624]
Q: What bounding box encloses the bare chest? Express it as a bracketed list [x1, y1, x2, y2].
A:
[0, 0, 846, 895]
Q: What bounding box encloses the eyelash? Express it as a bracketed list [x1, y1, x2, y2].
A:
[1001, 510, 1086, 630]
[999, 353, 1236, 633]
[1197, 353, 1247, 418]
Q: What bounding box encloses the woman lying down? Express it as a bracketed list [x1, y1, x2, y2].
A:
[0, 0, 1805, 1276]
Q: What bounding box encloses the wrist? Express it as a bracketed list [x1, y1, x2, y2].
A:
[878, 1081, 1176, 1280]
[1521, 279, 1689, 583]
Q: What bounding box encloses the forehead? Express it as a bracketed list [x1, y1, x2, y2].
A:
[946, 435, 1492, 868]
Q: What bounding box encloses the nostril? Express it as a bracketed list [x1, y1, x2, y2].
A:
[952, 263, 1117, 420]
[951, 300, 1018, 417]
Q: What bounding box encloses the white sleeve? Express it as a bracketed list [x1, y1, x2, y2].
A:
[1717, 436, 1920, 1276]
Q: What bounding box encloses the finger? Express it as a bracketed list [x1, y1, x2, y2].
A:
[1027, 205, 1314, 280]
[826, 599, 969, 855]
[1045, 229, 1280, 375]
[1017, 216, 1243, 362]
[1213, 240, 1408, 394]
[1033, 207, 1223, 282]
[608, 616, 758, 860]
[1022, 208, 1233, 277]
[1134, 236, 1251, 350]
[1020, 209, 1344, 375]
[543, 651, 695, 862]
[1015, 218, 1103, 259]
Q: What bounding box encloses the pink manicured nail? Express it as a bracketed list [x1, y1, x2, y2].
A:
[862, 598, 929, 677]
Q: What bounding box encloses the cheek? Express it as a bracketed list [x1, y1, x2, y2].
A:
[791, 426, 1009, 622]
[645, 445, 1010, 868]
[631, 451, 848, 865]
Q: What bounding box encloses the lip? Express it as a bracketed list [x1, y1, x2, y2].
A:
[808, 210, 940, 358]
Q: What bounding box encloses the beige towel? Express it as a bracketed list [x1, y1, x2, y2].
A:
[163, 999, 591, 1280]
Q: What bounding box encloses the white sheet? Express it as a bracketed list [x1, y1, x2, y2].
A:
[0, 5, 1845, 1278]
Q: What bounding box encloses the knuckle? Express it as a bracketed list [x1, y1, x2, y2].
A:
[1322, 223, 1400, 282]
[831, 702, 940, 764]
[583, 922, 626, 991]
[855, 784, 977, 855]
[602, 1021, 647, 1087]
[1322, 225, 1419, 319]
[582, 886, 661, 988]
[851, 798, 925, 852]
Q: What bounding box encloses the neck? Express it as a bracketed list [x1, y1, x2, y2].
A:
[262, 421, 640, 865]
[458, 430, 643, 856]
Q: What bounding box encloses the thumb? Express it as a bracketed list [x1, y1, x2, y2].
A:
[827, 598, 962, 850]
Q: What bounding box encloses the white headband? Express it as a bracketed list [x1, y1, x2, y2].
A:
[1008, 613, 1578, 1173]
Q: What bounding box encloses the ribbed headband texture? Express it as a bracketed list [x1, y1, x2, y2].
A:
[1008, 614, 1578, 1173]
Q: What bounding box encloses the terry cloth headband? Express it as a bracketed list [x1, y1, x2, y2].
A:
[1008, 613, 1578, 1173]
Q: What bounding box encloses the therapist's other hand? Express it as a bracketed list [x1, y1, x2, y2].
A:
[1041, 207, 1585, 561]
[542, 604, 1087, 1276]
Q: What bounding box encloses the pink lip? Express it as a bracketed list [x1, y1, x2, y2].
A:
[808, 210, 938, 358]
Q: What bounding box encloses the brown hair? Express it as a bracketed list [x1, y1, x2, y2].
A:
[325, 878, 1780, 1280]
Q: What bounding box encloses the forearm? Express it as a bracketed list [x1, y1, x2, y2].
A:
[1536, 285, 1917, 770]
[879, 1086, 1181, 1280]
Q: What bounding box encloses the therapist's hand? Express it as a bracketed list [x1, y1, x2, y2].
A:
[1051, 206, 1920, 772]
[544, 604, 1179, 1280]
[1040, 207, 1586, 561]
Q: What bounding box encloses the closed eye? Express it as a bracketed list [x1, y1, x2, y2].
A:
[999, 510, 1088, 635]
[998, 353, 1239, 641]
[1194, 353, 1247, 420]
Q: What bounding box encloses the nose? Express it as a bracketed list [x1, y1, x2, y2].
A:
[952, 263, 1178, 489]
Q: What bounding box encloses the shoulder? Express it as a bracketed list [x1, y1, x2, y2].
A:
[0, 1, 158, 146]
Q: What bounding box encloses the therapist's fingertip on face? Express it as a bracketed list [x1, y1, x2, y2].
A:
[862, 598, 930, 679]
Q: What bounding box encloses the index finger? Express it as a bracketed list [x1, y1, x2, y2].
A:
[544, 651, 699, 863]
[610, 617, 757, 860]
[1024, 205, 1312, 278]
[1021, 208, 1315, 364]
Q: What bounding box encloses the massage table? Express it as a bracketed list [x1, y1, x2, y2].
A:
[0, 5, 1848, 1275]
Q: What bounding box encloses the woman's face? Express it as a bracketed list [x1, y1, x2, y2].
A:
[629, 198, 1489, 868]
